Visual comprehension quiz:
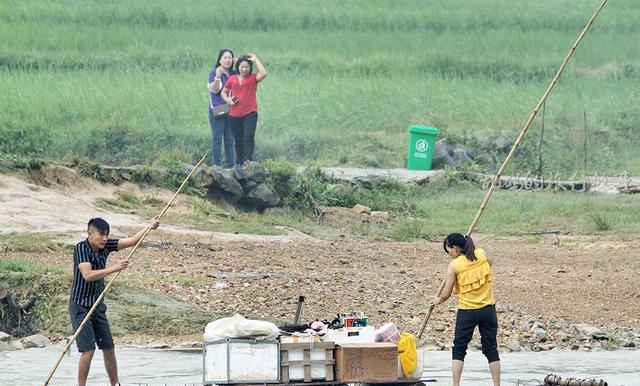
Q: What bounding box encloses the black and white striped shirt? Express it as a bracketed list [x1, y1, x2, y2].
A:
[69, 239, 119, 307]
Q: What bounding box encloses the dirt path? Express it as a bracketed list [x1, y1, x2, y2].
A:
[0, 169, 308, 243]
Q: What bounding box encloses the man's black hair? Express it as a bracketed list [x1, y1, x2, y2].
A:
[88, 218, 110, 234]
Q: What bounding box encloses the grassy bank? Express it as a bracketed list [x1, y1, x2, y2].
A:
[1, 0, 639, 175]
[84, 164, 640, 240]
[0, 258, 215, 337]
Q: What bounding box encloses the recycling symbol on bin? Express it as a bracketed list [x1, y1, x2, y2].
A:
[415, 139, 429, 152]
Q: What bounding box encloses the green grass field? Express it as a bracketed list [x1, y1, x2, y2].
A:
[1, 0, 639, 175]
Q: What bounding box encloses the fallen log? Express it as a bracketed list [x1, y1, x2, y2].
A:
[618, 184, 640, 194]
[544, 373, 608, 386]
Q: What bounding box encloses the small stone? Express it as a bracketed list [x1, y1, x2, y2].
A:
[22, 334, 50, 349]
[533, 327, 548, 342]
[0, 341, 13, 351]
[0, 332, 12, 342]
[370, 211, 390, 220]
[176, 341, 203, 349]
[10, 340, 25, 350]
[145, 341, 170, 349]
[504, 340, 521, 352]
[351, 204, 371, 215]
[622, 340, 636, 348]
[433, 324, 446, 332]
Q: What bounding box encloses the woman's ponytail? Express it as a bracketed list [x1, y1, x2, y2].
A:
[444, 233, 477, 261]
[463, 234, 477, 261]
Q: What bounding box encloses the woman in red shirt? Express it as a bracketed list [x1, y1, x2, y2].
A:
[221, 53, 268, 165]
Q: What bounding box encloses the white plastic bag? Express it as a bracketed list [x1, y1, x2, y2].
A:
[204, 314, 279, 341]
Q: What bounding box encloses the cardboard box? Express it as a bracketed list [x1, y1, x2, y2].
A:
[335, 343, 398, 382]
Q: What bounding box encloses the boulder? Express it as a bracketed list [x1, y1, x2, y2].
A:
[22, 334, 50, 349]
[556, 332, 573, 342]
[240, 183, 280, 210]
[239, 179, 258, 193]
[264, 207, 285, 216]
[198, 166, 216, 186]
[494, 136, 514, 152]
[432, 139, 454, 169]
[451, 144, 472, 164]
[572, 324, 610, 340]
[208, 168, 244, 200]
[364, 155, 380, 167]
[243, 163, 268, 184]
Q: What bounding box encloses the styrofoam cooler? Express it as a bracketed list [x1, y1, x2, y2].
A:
[322, 326, 376, 344]
[203, 338, 280, 384]
[397, 349, 425, 380]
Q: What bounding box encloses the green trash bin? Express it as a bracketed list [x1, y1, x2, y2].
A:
[407, 125, 439, 170]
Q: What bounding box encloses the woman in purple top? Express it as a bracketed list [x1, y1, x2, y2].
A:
[208, 48, 236, 168]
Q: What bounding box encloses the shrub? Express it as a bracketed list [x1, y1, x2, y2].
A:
[0, 125, 51, 156]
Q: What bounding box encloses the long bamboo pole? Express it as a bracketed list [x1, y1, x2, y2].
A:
[42, 154, 208, 386]
[418, 0, 608, 339]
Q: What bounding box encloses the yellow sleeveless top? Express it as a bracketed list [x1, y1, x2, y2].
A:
[452, 248, 495, 309]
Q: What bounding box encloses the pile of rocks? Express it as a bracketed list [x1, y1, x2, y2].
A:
[432, 135, 514, 169]
[0, 331, 52, 351]
[98, 161, 282, 211]
[199, 163, 280, 211]
[493, 318, 640, 353]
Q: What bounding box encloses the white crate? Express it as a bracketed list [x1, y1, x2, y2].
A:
[203, 338, 280, 385]
[280, 338, 335, 382]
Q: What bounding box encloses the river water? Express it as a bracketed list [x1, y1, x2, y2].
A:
[2, 345, 638, 386]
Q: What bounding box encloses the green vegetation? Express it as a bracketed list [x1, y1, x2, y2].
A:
[0, 233, 68, 253]
[106, 285, 216, 336]
[0, 259, 63, 274]
[1, 0, 639, 175]
[96, 189, 142, 210]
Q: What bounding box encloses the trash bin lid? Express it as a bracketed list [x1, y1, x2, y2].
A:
[409, 125, 439, 135]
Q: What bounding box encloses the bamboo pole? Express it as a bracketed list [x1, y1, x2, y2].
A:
[418, 0, 608, 339]
[42, 154, 208, 386]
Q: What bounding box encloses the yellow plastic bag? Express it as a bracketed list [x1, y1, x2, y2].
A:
[397, 332, 417, 378]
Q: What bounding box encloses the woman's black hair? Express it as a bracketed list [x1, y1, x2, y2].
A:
[235, 55, 253, 74]
[443, 233, 477, 261]
[215, 48, 235, 71]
